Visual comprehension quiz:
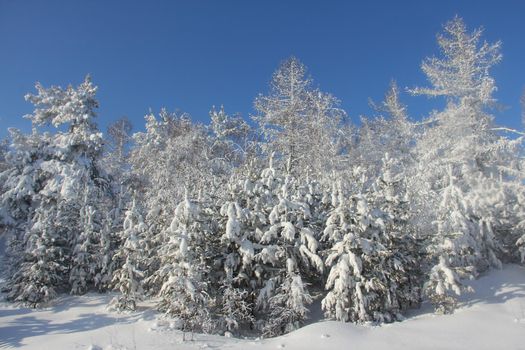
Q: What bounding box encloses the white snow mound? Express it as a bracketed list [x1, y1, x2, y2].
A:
[1, 265, 525, 350]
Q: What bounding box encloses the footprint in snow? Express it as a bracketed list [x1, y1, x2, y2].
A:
[277, 344, 286, 348]
[321, 334, 330, 339]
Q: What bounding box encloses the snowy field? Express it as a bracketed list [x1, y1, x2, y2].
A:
[1, 264, 524, 350]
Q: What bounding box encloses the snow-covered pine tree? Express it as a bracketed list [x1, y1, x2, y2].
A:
[2, 76, 114, 304]
[467, 173, 511, 267]
[1, 128, 72, 306]
[0, 128, 47, 250]
[423, 167, 480, 313]
[322, 190, 371, 322]
[5, 203, 68, 306]
[131, 109, 225, 220]
[0, 130, 32, 283]
[412, 17, 523, 276]
[69, 188, 102, 294]
[370, 153, 421, 311]
[515, 183, 525, 262]
[217, 201, 257, 334]
[214, 155, 279, 321]
[94, 212, 116, 291]
[322, 169, 420, 323]
[489, 135, 525, 262]
[130, 109, 231, 296]
[109, 198, 147, 311]
[262, 258, 312, 337]
[254, 161, 323, 334]
[210, 155, 324, 335]
[155, 192, 213, 336]
[410, 16, 501, 105]
[213, 158, 285, 332]
[219, 274, 255, 335]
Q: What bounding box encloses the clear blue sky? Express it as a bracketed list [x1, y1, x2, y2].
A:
[1, 0, 524, 139]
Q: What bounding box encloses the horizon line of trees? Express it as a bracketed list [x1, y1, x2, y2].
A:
[1, 16, 525, 337]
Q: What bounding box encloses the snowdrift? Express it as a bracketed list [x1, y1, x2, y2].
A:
[1, 264, 524, 350]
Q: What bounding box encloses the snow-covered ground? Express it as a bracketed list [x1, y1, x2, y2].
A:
[1, 264, 524, 350]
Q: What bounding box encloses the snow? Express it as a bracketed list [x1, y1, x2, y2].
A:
[1, 264, 524, 350]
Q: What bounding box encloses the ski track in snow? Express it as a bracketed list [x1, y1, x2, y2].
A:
[1, 264, 525, 350]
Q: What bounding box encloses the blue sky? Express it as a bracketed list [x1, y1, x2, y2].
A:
[1, 0, 524, 138]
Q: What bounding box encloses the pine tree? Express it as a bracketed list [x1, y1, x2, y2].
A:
[423, 168, 478, 313]
[94, 214, 116, 291]
[1, 129, 71, 306]
[254, 161, 323, 333]
[217, 201, 257, 333]
[155, 193, 213, 336]
[6, 204, 69, 306]
[0, 129, 46, 242]
[2, 76, 113, 304]
[322, 172, 420, 323]
[69, 189, 101, 295]
[219, 273, 255, 334]
[212, 156, 324, 335]
[371, 154, 422, 312]
[262, 258, 312, 337]
[109, 199, 147, 311]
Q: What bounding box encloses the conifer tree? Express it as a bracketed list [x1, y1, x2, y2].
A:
[5, 204, 68, 306]
[69, 189, 101, 295]
[262, 258, 312, 337]
[322, 172, 420, 323]
[109, 199, 147, 311]
[155, 193, 213, 336]
[3, 76, 113, 304]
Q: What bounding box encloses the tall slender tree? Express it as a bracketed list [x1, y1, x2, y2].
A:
[254, 57, 345, 177]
